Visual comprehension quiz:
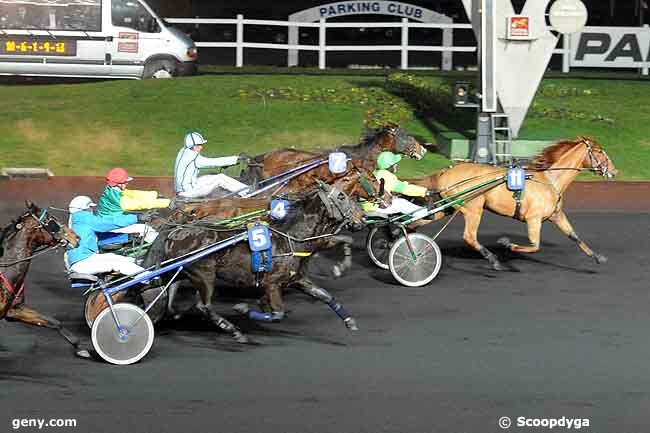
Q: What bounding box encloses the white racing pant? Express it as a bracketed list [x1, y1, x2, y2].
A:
[179, 174, 249, 199]
[111, 223, 158, 243]
[70, 253, 146, 276]
[372, 197, 429, 219]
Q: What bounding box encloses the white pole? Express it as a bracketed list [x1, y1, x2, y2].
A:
[643, 24, 649, 76]
[401, 18, 408, 70]
[319, 18, 326, 69]
[236, 14, 244, 68]
[562, 34, 570, 73]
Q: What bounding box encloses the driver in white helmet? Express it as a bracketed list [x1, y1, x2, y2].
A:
[174, 131, 251, 199]
[65, 196, 149, 277]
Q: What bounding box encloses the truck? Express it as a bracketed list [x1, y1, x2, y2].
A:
[0, 0, 197, 79]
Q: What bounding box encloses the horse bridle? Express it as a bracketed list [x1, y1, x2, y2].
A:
[315, 180, 361, 229]
[26, 209, 71, 247]
[386, 126, 420, 159]
[583, 139, 612, 178]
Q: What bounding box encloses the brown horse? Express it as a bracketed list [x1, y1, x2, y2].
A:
[240, 124, 427, 198]
[409, 136, 617, 270]
[0, 202, 90, 357]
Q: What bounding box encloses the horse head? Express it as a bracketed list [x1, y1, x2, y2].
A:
[578, 136, 618, 179]
[370, 124, 427, 160]
[19, 201, 79, 249]
[314, 179, 366, 232]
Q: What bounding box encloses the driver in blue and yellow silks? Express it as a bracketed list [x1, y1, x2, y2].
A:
[362, 151, 432, 218]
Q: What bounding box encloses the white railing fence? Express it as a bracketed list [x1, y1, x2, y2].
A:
[166, 15, 571, 72]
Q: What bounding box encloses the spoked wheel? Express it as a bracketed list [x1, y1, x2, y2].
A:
[91, 303, 155, 365]
[366, 226, 395, 269]
[388, 233, 442, 287]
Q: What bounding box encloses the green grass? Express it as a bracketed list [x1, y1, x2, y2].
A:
[1, 72, 648, 179]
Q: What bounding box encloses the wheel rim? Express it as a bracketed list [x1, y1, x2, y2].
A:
[366, 226, 393, 270]
[152, 69, 172, 79]
[91, 303, 154, 365]
[389, 233, 442, 287]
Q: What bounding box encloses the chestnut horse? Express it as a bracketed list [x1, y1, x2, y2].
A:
[410, 137, 617, 270]
[0, 202, 90, 358]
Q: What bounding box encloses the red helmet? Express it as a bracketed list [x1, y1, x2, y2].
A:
[106, 167, 133, 187]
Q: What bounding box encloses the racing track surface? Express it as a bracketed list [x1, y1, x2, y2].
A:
[1, 206, 648, 433]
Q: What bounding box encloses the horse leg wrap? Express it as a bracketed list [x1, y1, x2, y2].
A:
[306, 286, 333, 303]
[198, 303, 248, 343]
[569, 231, 581, 243]
[248, 310, 284, 322]
[327, 299, 358, 331]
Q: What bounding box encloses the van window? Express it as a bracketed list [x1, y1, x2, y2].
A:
[112, 0, 159, 33]
[0, 2, 101, 31]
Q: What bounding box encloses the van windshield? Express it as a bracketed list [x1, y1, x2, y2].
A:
[112, 0, 159, 33]
[0, 0, 101, 31]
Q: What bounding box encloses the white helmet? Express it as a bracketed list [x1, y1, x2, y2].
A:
[184, 131, 207, 149]
[69, 196, 96, 214]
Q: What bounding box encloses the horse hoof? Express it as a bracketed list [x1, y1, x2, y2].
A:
[497, 237, 512, 249]
[75, 349, 92, 359]
[344, 317, 359, 331]
[332, 265, 342, 279]
[233, 332, 250, 344]
[232, 303, 251, 315]
[594, 253, 608, 264]
[492, 262, 507, 271]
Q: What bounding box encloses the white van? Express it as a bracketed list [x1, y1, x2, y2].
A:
[0, 0, 197, 79]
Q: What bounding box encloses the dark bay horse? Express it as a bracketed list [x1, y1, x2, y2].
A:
[144, 182, 366, 343]
[0, 202, 90, 358]
[408, 137, 617, 270]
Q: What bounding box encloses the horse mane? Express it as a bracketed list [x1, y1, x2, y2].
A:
[528, 136, 599, 169]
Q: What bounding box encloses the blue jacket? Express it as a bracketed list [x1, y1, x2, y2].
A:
[67, 211, 138, 265]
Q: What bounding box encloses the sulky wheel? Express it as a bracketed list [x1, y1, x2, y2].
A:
[388, 233, 442, 287]
[91, 303, 155, 365]
[366, 226, 395, 270]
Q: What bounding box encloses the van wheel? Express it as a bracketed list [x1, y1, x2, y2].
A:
[143, 59, 176, 79]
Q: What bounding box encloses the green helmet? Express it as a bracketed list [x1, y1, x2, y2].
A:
[377, 152, 402, 170]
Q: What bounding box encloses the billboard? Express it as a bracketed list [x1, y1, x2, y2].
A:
[570, 27, 650, 68]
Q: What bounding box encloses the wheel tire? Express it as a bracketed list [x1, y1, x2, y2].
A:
[388, 233, 442, 287]
[143, 59, 176, 79]
[366, 226, 394, 270]
[91, 303, 154, 365]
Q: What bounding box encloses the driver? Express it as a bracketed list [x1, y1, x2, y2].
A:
[174, 131, 251, 199]
[363, 151, 432, 218]
[65, 196, 149, 277]
[96, 167, 169, 243]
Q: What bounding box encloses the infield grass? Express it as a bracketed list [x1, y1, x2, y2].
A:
[0, 71, 648, 179]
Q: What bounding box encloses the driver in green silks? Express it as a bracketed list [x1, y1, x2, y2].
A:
[362, 151, 432, 218]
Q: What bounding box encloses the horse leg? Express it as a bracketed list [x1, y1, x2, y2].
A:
[548, 210, 607, 264]
[5, 304, 91, 358]
[461, 208, 505, 271]
[498, 217, 542, 253]
[330, 235, 353, 278]
[291, 278, 358, 331]
[188, 264, 249, 343]
[233, 281, 286, 322]
[195, 302, 249, 344]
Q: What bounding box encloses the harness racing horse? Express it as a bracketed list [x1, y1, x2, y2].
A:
[239, 123, 427, 197]
[409, 136, 617, 270]
[0, 202, 90, 358]
[144, 182, 366, 343]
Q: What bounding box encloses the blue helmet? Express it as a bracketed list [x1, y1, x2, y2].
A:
[184, 131, 207, 149]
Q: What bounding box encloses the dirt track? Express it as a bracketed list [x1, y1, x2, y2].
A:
[2, 177, 649, 213]
[0, 189, 649, 432]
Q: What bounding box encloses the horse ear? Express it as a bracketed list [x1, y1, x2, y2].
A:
[25, 200, 35, 211]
